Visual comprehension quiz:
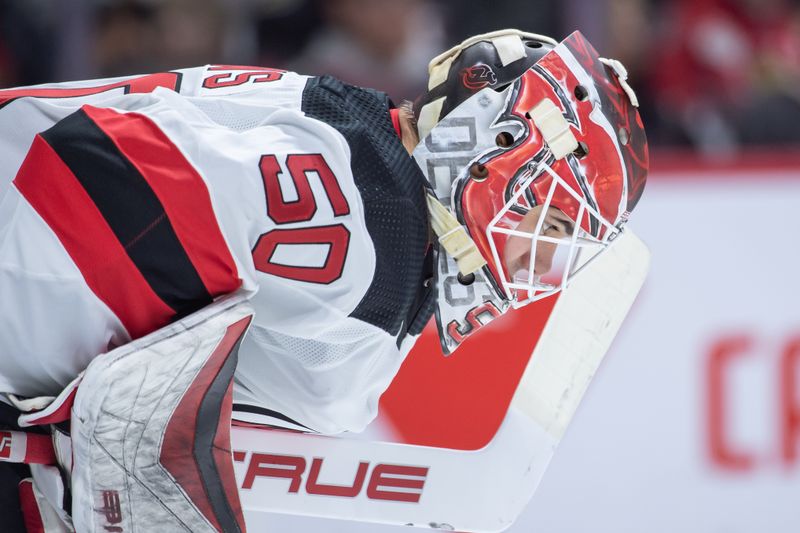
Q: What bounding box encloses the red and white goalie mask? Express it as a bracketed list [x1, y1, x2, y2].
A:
[412, 30, 649, 353]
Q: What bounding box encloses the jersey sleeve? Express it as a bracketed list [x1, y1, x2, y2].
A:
[0, 94, 245, 395]
[0, 66, 309, 201]
[0, 77, 422, 435]
[17, 102, 243, 334]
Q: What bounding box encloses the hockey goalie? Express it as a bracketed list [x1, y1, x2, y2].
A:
[0, 29, 649, 532]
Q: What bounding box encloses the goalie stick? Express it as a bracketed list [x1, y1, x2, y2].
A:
[232, 229, 650, 532]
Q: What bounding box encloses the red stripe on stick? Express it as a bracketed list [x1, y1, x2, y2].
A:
[82, 106, 241, 298]
[14, 136, 175, 338]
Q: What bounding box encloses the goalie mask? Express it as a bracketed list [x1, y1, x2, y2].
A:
[412, 30, 648, 354]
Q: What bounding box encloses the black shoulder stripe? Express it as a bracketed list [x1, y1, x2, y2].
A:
[40, 109, 212, 317]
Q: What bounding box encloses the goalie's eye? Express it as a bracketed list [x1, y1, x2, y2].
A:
[542, 210, 575, 237]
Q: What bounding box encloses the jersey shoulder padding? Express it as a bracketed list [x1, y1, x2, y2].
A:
[301, 75, 435, 340]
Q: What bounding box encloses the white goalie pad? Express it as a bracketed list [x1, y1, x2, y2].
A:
[232, 230, 650, 532]
[70, 295, 253, 533]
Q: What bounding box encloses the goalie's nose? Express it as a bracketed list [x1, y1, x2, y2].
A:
[504, 239, 558, 283]
[502, 205, 570, 282]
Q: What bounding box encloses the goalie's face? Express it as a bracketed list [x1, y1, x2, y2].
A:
[474, 158, 624, 306]
[412, 29, 649, 353]
[502, 205, 574, 283]
[449, 32, 648, 306]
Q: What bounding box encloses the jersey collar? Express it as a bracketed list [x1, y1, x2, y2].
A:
[389, 108, 402, 138]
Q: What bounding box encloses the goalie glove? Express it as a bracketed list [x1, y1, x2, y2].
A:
[69, 295, 253, 533]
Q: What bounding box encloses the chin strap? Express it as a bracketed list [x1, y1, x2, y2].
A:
[426, 193, 486, 276]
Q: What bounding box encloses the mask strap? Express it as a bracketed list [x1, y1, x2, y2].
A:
[426, 194, 487, 276]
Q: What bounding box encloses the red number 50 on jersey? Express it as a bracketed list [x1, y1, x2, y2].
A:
[252, 154, 352, 284]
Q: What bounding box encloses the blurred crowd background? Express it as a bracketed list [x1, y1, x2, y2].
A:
[1, 0, 799, 155]
[0, 4, 797, 531]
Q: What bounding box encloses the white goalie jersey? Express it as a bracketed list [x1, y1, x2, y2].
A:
[0, 66, 434, 434]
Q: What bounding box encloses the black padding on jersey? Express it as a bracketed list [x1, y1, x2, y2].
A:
[41, 109, 212, 318]
[301, 76, 434, 338]
[407, 245, 437, 337]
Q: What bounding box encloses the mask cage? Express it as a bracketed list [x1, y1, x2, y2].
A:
[486, 159, 622, 307]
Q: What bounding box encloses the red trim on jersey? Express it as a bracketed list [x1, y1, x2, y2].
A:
[82, 106, 241, 298]
[206, 65, 285, 72]
[14, 137, 174, 338]
[390, 108, 402, 138]
[0, 72, 182, 108]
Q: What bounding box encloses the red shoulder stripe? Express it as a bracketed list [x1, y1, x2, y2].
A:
[14, 136, 174, 338]
[82, 106, 241, 299]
